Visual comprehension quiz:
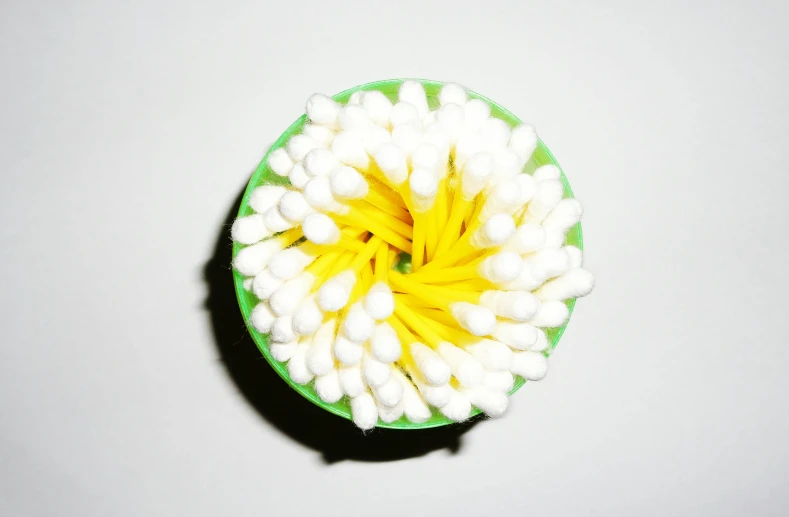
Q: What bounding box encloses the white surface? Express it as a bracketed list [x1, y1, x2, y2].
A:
[2, 1, 789, 515]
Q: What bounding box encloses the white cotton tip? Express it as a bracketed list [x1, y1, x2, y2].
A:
[262, 206, 294, 233]
[398, 80, 429, 119]
[339, 104, 373, 134]
[530, 327, 550, 352]
[242, 278, 253, 291]
[508, 124, 538, 163]
[306, 93, 341, 130]
[370, 322, 402, 363]
[302, 124, 335, 148]
[389, 101, 420, 127]
[439, 82, 468, 106]
[252, 268, 283, 300]
[471, 214, 516, 248]
[422, 124, 452, 163]
[455, 131, 484, 172]
[231, 214, 270, 245]
[543, 198, 584, 247]
[249, 185, 287, 214]
[373, 372, 405, 408]
[302, 176, 347, 214]
[233, 239, 283, 277]
[250, 302, 276, 334]
[304, 148, 341, 178]
[533, 164, 561, 183]
[331, 131, 369, 169]
[362, 351, 391, 387]
[409, 168, 438, 212]
[362, 125, 391, 155]
[267, 272, 314, 316]
[492, 148, 524, 181]
[493, 321, 539, 350]
[511, 351, 549, 381]
[480, 290, 540, 322]
[306, 319, 336, 376]
[351, 392, 378, 430]
[391, 124, 423, 158]
[435, 103, 465, 143]
[288, 163, 309, 189]
[361, 90, 393, 127]
[317, 270, 356, 312]
[286, 134, 319, 162]
[480, 180, 523, 221]
[343, 302, 376, 343]
[481, 118, 512, 152]
[439, 389, 472, 422]
[524, 179, 564, 223]
[364, 282, 395, 320]
[339, 364, 366, 397]
[410, 342, 451, 385]
[269, 339, 297, 362]
[392, 370, 432, 423]
[483, 370, 515, 392]
[348, 91, 363, 105]
[534, 268, 595, 301]
[314, 370, 343, 403]
[463, 98, 492, 131]
[302, 212, 341, 245]
[533, 247, 572, 280]
[413, 376, 451, 408]
[460, 152, 494, 199]
[334, 332, 364, 365]
[504, 223, 546, 254]
[287, 340, 314, 385]
[513, 172, 536, 205]
[292, 295, 323, 335]
[503, 261, 546, 292]
[412, 143, 441, 172]
[330, 165, 369, 199]
[450, 302, 497, 337]
[464, 339, 514, 371]
[462, 385, 509, 417]
[270, 314, 296, 343]
[268, 247, 315, 280]
[376, 398, 404, 424]
[437, 342, 484, 387]
[373, 142, 409, 185]
[529, 300, 570, 328]
[267, 148, 294, 177]
[478, 252, 523, 284]
[278, 191, 314, 223]
[422, 112, 435, 126]
[565, 245, 583, 268]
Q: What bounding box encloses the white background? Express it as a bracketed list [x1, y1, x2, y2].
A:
[2, 1, 788, 515]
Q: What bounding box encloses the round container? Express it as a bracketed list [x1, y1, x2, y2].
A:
[232, 79, 583, 429]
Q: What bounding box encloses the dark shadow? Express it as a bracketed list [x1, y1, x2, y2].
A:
[203, 182, 481, 463]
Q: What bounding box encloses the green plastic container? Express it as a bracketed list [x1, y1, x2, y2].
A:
[232, 79, 583, 429]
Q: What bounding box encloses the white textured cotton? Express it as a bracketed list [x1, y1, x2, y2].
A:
[288, 163, 310, 189]
[534, 268, 595, 301]
[389, 101, 420, 127]
[330, 165, 369, 199]
[270, 339, 297, 362]
[351, 392, 378, 430]
[267, 148, 294, 177]
[439, 82, 468, 106]
[533, 164, 561, 183]
[543, 198, 584, 247]
[364, 282, 395, 320]
[303, 176, 347, 214]
[233, 239, 283, 277]
[470, 214, 516, 248]
[504, 223, 546, 254]
[262, 206, 294, 233]
[530, 327, 550, 352]
[565, 245, 583, 268]
[251, 268, 283, 300]
[242, 278, 253, 291]
[317, 270, 356, 312]
[331, 131, 370, 169]
[306, 319, 336, 376]
[343, 302, 375, 343]
[464, 339, 513, 371]
[450, 302, 497, 337]
[463, 99, 491, 131]
[376, 399, 404, 424]
[511, 351, 549, 381]
[362, 351, 391, 387]
[315, 370, 343, 403]
[478, 252, 523, 284]
[270, 314, 296, 343]
[410, 342, 451, 385]
[391, 124, 423, 158]
[493, 321, 539, 350]
[306, 93, 341, 130]
[409, 168, 438, 212]
[304, 148, 341, 178]
[302, 124, 335, 148]
[231, 214, 270, 245]
[479, 290, 540, 322]
[439, 389, 472, 422]
[339, 104, 374, 133]
[479, 180, 523, 221]
[370, 322, 402, 363]
[460, 152, 494, 199]
[286, 134, 319, 162]
[278, 191, 314, 223]
[523, 179, 564, 223]
[483, 370, 515, 392]
[250, 302, 276, 334]
[398, 80, 429, 119]
[374, 143, 409, 185]
[268, 247, 315, 280]
[302, 212, 341, 245]
[287, 340, 314, 385]
[508, 124, 538, 162]
[334, 332, 364, 365]
[361, 90, 393, 127]
[373, 372, 404, 408]
[462, 385, 509, 417]
[249, 185, 287, 214]
[267, 272, 314, 316]
[392, 369, 431, 423]
[528, 300, 570, 328]
[481, 118, 511, 152]
[339, 364, 366, 397]
[437, 342, 484, 387]
[292, 295, 323, 335]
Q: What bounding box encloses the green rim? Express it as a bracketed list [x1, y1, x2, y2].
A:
[232, 79, 584, 429]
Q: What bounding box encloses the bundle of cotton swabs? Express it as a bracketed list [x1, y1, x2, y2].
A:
[232, 81, 594, 430]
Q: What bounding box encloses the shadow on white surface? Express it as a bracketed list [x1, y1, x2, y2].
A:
[203, 185, 482, 463]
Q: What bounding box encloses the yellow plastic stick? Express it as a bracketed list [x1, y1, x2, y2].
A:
[374, 240, 389, 283]
[364, 190, 412, 223]
[434, 194, 471, 257]
[337, 209, 412, 253]
[358, 202, 414, 239]
[425, 208, 440, 261]
[349, 235, 383, 273]
[394, 298, 444, 347]
[407, 263, 479, 284]
[411, 212, 427, 271]
[389, 271, 452, 312]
